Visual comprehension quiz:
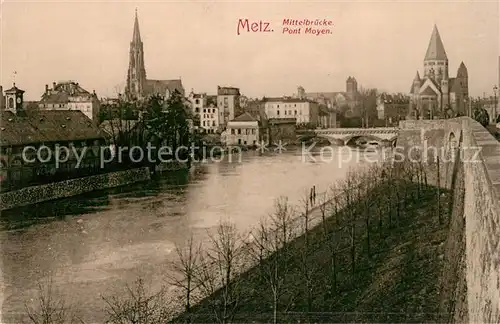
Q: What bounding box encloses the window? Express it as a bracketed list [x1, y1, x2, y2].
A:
[294, 110, 297, 115]
[203, 109, 206, 113]
[8, 97, 14, 109]
[252, 129, 255, 135]
[203, 121, 206, 126]
[195, 108, 199, 113]
[284, 110, 287, 115]
[277, 104, 280, 108]
[231, 129, 235, 134]
[224, 97, 228, 104]
[195, 99, 199, 104]
[212, 109, 215, 113]
[212, 121, 216, 126]
[277, 110, 280, 115]
[237, 129, 241, 135]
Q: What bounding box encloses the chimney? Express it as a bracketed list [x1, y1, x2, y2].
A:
[45, 84, 49, 93]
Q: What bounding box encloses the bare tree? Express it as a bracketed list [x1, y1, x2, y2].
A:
[318, 191, 330, 238]
[23, 277, 82, 324]
[195, 220, 245, 324]
[436, 155, 442, 224]
[341, 171, 358, 275]
[299, 190, 311, 248]
[248, 211, 294, 324]
[102, 278, 173, 324]
[253, 197, 295, 323]
[168, 234, 202, 322]
[298, 236, 315, 316]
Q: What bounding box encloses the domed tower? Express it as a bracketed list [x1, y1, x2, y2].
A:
[423, 25, 449, 84]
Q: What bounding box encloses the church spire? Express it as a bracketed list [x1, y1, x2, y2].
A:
[126, 9, 147, 100]
[132, 8, 142, 44]
[424, 25, 448, 61]
[413, 71, 421, 81]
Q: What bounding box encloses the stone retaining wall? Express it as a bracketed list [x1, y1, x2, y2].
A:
[399, 117, 500, 323]
[0, 167, 151, 211]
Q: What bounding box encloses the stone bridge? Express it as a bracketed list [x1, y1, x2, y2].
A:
[298, 127, 399, 146]
[398, 117, 500, 323]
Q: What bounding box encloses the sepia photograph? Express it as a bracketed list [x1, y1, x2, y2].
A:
[0, 0, 499, 323]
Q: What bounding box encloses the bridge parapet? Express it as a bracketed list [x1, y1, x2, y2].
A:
[312, 127, 399, 134]
[399, 117, 500, 323]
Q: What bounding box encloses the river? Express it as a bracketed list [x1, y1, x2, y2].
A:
[0, 146, 382, 322]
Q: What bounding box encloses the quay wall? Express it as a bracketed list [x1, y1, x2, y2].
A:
[0, 167, 151, 211]
[399, 117, 500, 323]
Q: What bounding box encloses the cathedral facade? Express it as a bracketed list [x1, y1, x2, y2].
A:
[125, 11, 185, 100]
[409, 25, 469, 119]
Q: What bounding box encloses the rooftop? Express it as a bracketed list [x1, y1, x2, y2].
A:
[0, 110, 105, 147]
[230, 112, 258, 122]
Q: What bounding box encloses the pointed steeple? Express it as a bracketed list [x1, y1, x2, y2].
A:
[126, 9, 147, 100]
[457, 61, 468, 77]
[413, 71, 421, 81]
[132, 8, 142, 44]
[424, 25, 448, 61]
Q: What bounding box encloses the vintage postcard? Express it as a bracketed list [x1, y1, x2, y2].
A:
[1, 1, 499, 323]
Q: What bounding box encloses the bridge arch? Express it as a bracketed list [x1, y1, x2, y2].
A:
[447, 131, 459, 149]
[343, 134, 385, 146]
[313, 135, 345, 146]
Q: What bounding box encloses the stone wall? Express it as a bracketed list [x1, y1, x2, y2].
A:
[0, 167, 151, 211]
[399, 117, 500, 323]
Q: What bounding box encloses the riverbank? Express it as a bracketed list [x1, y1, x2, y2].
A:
[0, 167, 151, 211]
[172, 176, 452, 322]
[0, 159, 196, 211]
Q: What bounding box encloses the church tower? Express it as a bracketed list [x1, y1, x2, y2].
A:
[125, 10, 147, 100]
[423, 25, 448, 84]
[4, 83, 25, 115]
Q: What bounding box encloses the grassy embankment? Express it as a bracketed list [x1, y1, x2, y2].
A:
[173, 162, 453, 323]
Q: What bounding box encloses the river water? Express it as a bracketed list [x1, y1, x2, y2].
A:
[0, 147, 381, 323]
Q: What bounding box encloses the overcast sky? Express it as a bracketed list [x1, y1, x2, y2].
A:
[1, 0, 499, 100]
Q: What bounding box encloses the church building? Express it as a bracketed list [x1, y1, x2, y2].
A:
[125, 10, 185, 100]
[409, 25, 469, 119]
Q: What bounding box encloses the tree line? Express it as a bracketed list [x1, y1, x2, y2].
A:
[98, 90, 194, 166]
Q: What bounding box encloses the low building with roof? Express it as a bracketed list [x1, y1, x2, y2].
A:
[262, 96, 320, 127]
[267, 117, 297, 144]
[38, 81, 101, 121]
[224, 112, 260, 146]
[376, 93, 410, 125]
[0, 84, 107, 190]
